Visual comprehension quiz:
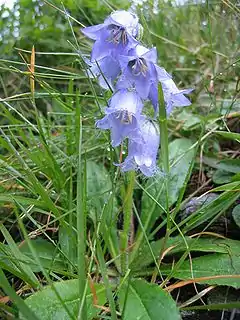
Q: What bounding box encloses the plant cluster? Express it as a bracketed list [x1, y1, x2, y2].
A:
[0, 2, 239, 320]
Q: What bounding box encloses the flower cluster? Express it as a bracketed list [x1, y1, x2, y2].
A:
[82, 10, 192, 176]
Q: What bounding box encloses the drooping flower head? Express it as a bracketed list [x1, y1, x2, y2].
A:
[81, 10, 141, 61]
[84, 9, 193, 177]
[119, 117, 160, 176]
[117, 45, 170, 100]
[96, 89, 143, 147]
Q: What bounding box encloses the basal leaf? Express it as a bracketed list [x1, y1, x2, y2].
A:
[21, 280, 106, 320]
[19, 239, 65, 272]
[212, 169, 234, 184]
[161, 253, 240, 288]
[203, 157, 240, 174]
[215, 131, 240, 142]
[176, 109, 201, 129]
[232, 205, 240, 228]
[131, 237, 240, 271]
[86, 161, 120, 268]
[119, 279, 181, 320]
[86, 161, 115, 223]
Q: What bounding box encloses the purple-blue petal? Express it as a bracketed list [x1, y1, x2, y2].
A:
[107, 89, 143, 115]
[96, 89, 144, 146]
[91, 38, 111, 61]
[106, 10, 139, 37]
[141, 47, 157, 63]
[135, 75, 152, 99]
[172, 93, 192, 107]
[156, 65, 172, 81]
[96, 115, 110, 129]
[81, 24, 105, 40]
[148, 83, 159, 113]
[116, 75, 133, 91]
[118, 117, 160, 176]
[120, 157, 136, 172]
[87, 55, 120, 90]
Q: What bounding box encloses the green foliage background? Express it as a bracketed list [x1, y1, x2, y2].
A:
[0, 0, 239, 319]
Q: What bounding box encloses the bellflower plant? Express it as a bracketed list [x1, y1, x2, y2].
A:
[82, 9, 192, 177]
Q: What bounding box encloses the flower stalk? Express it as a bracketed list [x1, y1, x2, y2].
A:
[121, 170, 135, 274]
[151, 83, 170, 283]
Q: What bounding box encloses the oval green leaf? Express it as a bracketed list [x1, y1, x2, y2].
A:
[119, 279, 181, 320]
[21, 280, 106, 320]
[232, 205, 240, 228]
[161, 253, 240, 288]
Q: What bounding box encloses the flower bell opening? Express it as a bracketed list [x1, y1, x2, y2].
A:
[129, 58, 148, 77]
[107, 25, 128, 45]
[116, 110, 133, 124]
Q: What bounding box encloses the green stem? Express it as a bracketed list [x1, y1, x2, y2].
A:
[158, 83, 170, 227]
[158, 84, 171, 222]
[151, 83, 171, 282]
[121, 170, 135, 274]
[76, 110, 87, 318]
[158, 84, 170, 183]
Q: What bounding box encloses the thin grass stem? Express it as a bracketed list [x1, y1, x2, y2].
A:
[76, 107, 87, 319]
